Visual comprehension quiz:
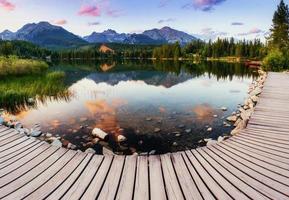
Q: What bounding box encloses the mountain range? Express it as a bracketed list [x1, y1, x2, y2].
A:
[0, 22, 197, 48]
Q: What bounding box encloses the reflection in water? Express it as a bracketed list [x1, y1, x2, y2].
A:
[193, 103, 216, 122]
[4, 60, 258, 154]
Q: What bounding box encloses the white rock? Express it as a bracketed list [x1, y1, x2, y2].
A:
[207, 140, 217, 146]
[217, 136, 224, 142]
[92, 128, 108, 140]
[117, 135, 127, 142]
[207, 127, 213, 132]
[45, 133, 52, 138]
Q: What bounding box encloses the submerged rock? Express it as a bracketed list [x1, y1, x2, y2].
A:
[51, 139, 62, 147]
[85, 148, 96, 154]
[30, 130, 42, 137]
[0, 117, 4, 125]
[154, 128, 161, 133]
[221, 107, 228, 111]
[185, 129, 192, 133]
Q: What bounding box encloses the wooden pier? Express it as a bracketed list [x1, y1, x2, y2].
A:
[0, 72, 289, 199]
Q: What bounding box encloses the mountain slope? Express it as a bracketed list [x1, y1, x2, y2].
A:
[15, 22, 87, 48]
[143, 27, 197, 45]
[0, 30, 15, 40]
[84, 27, 197, 45]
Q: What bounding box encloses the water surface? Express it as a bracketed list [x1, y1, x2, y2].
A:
[9, 61, 258, 154]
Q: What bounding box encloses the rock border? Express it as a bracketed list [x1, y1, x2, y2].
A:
[206, 69, 267, 146]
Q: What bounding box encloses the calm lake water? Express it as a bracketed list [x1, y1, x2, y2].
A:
[9, 61, 258, 154]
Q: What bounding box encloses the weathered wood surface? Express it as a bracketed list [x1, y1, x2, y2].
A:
[0, 72, 289, 199]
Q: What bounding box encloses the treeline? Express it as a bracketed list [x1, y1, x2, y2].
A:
[0, 40, 58, 59]
[153, 38, 267, 60]
[152, 43, 182, 60]
[59, 43, 155, 60]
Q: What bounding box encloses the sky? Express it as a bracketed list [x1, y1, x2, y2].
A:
[0, 0, 287, 41]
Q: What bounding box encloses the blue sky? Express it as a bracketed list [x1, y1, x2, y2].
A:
[0, 0, 287, 41]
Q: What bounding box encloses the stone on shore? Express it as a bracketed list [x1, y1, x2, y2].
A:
[92, 128, 109, 141]
[226, 115, 238, 122]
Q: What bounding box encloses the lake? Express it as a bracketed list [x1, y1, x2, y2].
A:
[3, 61, 258, 154]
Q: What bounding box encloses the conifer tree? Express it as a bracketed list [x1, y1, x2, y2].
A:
[269, 0, 289, 50]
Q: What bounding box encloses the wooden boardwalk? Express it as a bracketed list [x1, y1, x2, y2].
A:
[0, 72, 289, 200]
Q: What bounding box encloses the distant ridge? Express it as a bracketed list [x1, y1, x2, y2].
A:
[0, 22, 198, 48]
[84, 26, 197, 45]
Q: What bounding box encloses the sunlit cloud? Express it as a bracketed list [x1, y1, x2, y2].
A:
[78, 5, 101, 17]
[0, 0, 15, 11]
[183, 0, 226, 11]
[52, 19, 67, 25]
[158, 18, 176, 24]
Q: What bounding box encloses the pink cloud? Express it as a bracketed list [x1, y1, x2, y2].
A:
[0, 0, 15, 11]
[183, 0, 226, 11]
[52, 19, 67, 25]
[238, 28, 264, 36]
[78, 5, 101, 17]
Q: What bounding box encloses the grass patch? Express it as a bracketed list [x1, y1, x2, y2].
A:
[0, 56, 48, 76]
[0, 71, 70, 113]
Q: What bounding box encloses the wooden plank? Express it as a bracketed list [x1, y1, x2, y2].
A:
[58, 155, 103, 200]
[81, 155, 114, 199]
[230, 137, 289, 163]
[0, 139, 38, 161]
[98, 155, 126, 199]
[0, 129, 17, 141]
[2, 150, 77, 200]
[192, 149, 249, 200]
[227, 139, 289, 170]
[0, 132, 22, 146]
[171, 152, 203, 200]
[185, 150, 232, 200]
[216, 143, 289, 185]
[149, 155, 167, 200]
[0, 148, 67, 198]
[181, 151, 215, 200]
[197, 148, 269, 200]
[160, 153, 184, 200]
[134, 156, 149, 200]
[210, 145, 289, 197]
[206, 145, 289, 199]
[0, 143, 51, 176]
[0, 136, 28, 152]
[25, 152, 89, 199]
[0, 127, 10, 136]
[116, 155, 137, 200]
[0, 141, 44, 169]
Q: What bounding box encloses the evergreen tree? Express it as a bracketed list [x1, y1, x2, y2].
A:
[269, 0, 289, 50]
